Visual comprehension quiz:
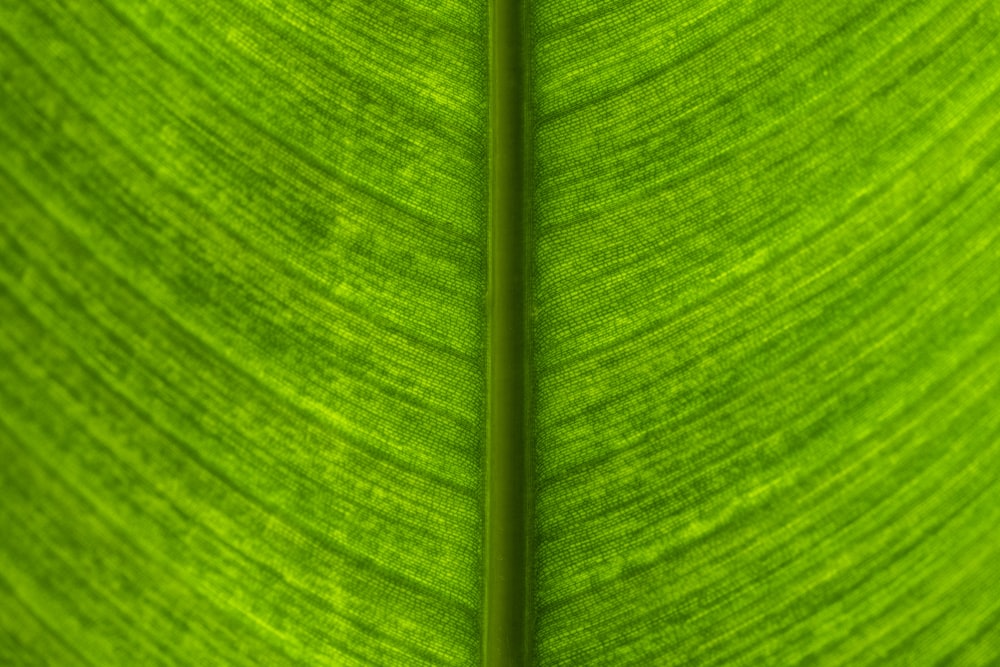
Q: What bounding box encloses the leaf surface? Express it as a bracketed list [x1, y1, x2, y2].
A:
[0, 1, 487, 664]
[2, 0, 999, 665]
[529, 0, 1000, 663]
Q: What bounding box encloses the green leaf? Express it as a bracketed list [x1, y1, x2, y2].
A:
[531, 1, 1000, 663]
[2, 0, 998, 665]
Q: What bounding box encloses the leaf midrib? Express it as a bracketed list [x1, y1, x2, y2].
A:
[486, 0, 531, 662]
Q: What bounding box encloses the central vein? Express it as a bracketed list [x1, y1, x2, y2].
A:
[486, 0, 529, 661]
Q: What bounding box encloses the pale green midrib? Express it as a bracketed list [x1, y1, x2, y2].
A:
[486, 0, 530, 661]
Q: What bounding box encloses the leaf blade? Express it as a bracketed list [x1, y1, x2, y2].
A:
[530, 0, 1000, 662]
[0, 1, 488, 664]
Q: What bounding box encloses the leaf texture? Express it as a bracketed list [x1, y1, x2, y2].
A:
[2, 0, 1000, 665]
[530, 0, 1000, 663]
[0, 1, 486, 664]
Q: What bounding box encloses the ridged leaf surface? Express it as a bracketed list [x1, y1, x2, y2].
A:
[2, 0, 999, 665]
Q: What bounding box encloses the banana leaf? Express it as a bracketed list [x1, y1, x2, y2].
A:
[1, 0, 998, 664]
